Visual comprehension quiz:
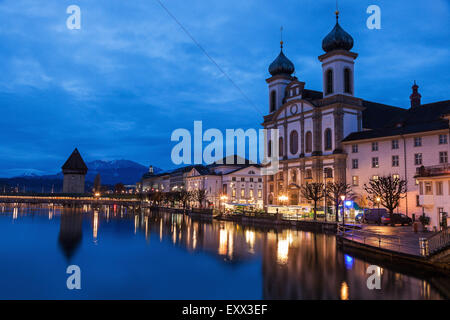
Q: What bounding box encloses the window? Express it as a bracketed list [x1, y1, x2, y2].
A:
[305, 131, 312, 153]
[324, 128, 332, 151]
[305, 169, 312, 179]
[372, 175, 379, 181]
[291, 170, 297, 183]
[248, 170, 255, 174]
[439, 134, 448, 144]
[258, 178, 262, 182]
[372, 142, 378, 151]
[250, 177, 254, 182]
[222, 184, 227, 194]
[392, 155, 399, 167]
[392, 140, 399, 149]
[414, 137, 422, 147]
[240, 189, 245, 197]
[393, 174, 400, 181]
[352, 144, 358, 153]
[324, 168, 333, 179]
[352, 159, 358, 169]
[419, 182, 423, 195]
[344, 68, 352, 94]
[436, 182, 443, 195]
[416, 195, 420, 207]
[269, 184, 274, 193]
[352, 176, 359, 186]
[232, 177, 236, 181]
[279, 137, 284, 157]
[270, 90, 276, 112]
[249, 189, 254, 198]
[372, 157, 379, 168]
[290, 130, 299, 154]
[439, 151, 448, 164]
[241, 177, 245, 182]
[267, 140, 272, 157]
[326, 69, 333, 94]
[232, 188, 236, 197]
[258, 190, 262, 198]
[425, 182, 432, 195]
[414, 153, 422, 165]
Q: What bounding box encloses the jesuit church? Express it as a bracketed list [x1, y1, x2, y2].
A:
[262, 9, 450, 218]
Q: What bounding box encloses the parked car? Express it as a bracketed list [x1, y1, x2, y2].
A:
[355, 213, 364, 223]
[381, 213, 413, 226]
[362, 208, 388, 224]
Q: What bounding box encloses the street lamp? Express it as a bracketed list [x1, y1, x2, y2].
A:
[376, 197, 381, 210]
[340, 195, 346, 229]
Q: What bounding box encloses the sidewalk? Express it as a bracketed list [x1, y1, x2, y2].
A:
[341, 225, 436, 257]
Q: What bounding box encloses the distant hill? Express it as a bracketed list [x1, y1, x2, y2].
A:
[0, 160, 163, 193]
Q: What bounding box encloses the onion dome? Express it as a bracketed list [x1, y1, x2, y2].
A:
[322, 11, 354, 53]
[268, 41, 295, 76]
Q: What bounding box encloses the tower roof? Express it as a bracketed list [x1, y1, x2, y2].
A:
[322, 12, 354, 53]
[62, 148, 88, 173]
[268, 42, 295, 76]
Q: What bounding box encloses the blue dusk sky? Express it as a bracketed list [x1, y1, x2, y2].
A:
[0, 0, 449, 177]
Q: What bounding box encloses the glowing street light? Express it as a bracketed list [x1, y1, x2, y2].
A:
[340, 195, 345, 227]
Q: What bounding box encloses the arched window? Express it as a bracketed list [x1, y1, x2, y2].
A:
[289, 130, 299, 154]
[324, 128, 332, 150]
[324, 168, 333, 179]
[291, 170, 297, 183]
[305, 131, 312, 153]
[305, 169, 312, 179]
[270, 90, 276, 112]
[279, 137, 284, 157]
[326, 69, 333, 95]
[344, 68, 352, 94]
[267, 140, 272, 157]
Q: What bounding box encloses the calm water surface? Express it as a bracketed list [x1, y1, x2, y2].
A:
[0, 205, 445, 299]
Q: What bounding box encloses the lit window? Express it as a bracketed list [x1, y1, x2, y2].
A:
[352, 176, 359, 186]
[258, 190, 262, 198]
[425, 182, 432, 195]
[372, 175, 379, 181]
[393, 174, 400, 181]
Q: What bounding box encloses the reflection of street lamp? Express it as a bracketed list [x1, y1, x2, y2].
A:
[340, 195, 346, 228]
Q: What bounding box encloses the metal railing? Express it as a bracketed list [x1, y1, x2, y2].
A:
[337, 224, 419, 255]
[420, 228, 450, 256]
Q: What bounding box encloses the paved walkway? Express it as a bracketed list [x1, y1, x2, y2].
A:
[341, 225, 436, 257]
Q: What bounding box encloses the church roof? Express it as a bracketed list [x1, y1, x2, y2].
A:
[343, 100, 450, 142]
[268, 45, 295, 76]
[322, 13, 354, 53]
[62, 148, 88, 173]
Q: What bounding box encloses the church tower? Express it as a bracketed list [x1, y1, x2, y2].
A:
[266, 38, 295, 113]
[319, 11, 357, 98]
[62, 148, 88, 194]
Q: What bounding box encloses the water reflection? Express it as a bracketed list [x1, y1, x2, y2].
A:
[0, 205, 446, 300]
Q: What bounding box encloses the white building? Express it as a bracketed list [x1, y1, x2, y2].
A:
[261, 11, 450, 228]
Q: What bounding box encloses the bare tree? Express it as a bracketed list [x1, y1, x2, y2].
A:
[300, 182, 325, 220]
[193, 189, 207, 208]
[363, 175, 407, 225]
[326, 182, 353, 222]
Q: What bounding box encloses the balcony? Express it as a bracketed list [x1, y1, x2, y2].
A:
[415, 164, 450, 178]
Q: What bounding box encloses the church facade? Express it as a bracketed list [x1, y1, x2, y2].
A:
[262, 12, 450, 229]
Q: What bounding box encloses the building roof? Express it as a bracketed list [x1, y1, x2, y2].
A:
[343, 100, 450, 142]
[322, 14, 354, 53]
[268, 45, 295, 76]
[61, 148, 88, 174]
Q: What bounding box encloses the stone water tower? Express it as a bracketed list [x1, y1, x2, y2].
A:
[62, 148, 88, 194]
